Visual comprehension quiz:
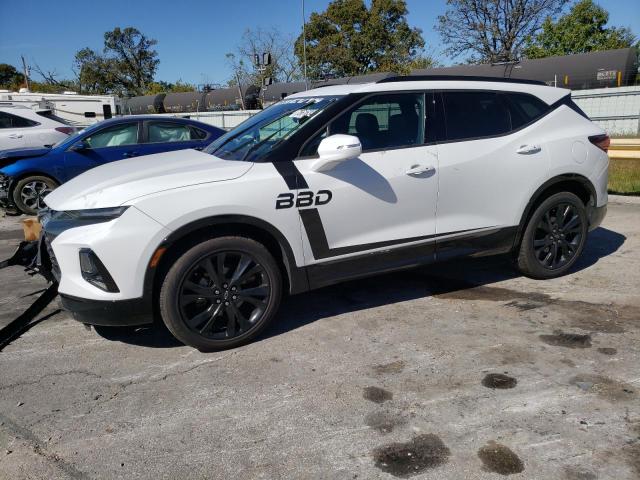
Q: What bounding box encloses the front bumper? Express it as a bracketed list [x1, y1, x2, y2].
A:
[59, 294, 153, 326]
[40, 207, 171, 327]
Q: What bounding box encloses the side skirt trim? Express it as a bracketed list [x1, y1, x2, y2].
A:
[305, 225, 518, 290]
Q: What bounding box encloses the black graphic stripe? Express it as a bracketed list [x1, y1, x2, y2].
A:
[273, 161, 309, 190]
[299, 207, 487, 260]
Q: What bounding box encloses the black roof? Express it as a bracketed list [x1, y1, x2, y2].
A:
[378, 75, 547, 86]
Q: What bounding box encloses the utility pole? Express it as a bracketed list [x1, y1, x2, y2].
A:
[302, 0, 308, 89]
[20, 55, 30, 91]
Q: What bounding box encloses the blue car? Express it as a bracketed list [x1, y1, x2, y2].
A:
[0, 116, 225, 215]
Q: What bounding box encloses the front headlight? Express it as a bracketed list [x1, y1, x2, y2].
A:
[42, 206, 130, 237]
[61, 206, 130, 221]
[50, 206, 129, 222]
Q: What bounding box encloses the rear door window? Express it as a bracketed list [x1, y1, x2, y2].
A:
[147, 122, 200, 143]
[442, 91, 511, 141]
[0, 111, 39, 128]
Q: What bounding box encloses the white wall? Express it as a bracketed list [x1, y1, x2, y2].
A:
[158, 110, 260, 130]
[572, 86, 640, 136]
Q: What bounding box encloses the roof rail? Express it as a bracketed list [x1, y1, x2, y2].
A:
[377, 75, 548, 86]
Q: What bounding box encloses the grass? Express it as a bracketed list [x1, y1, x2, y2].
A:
[608, 158, 640, 195]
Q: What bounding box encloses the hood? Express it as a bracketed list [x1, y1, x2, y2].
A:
[0, 147, 51, 168]
[44, 149, 254, 211]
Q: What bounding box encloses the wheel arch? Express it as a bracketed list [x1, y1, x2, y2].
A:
[143, 215, 309, 309]
[9, 170, 62, 193]
[514, 174, 596, 250]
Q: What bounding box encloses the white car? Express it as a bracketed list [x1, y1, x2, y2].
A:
[0, 105, 75, 150]
[40, 76, 609, 350]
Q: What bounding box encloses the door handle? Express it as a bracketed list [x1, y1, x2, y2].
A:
[405, 164, 435, 176]
[123, 151, 138, 158]
[516, 144, 541, 154]
[8, 134, 23, 139]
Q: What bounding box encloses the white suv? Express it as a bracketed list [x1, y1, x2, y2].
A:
[40, 76, 609, 350]
[0, 105, 75, 151]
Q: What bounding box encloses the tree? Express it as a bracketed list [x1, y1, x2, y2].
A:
[524, 0, 636, 59]
[0, 64, 25, 90]
[233, 28, 301, 86]
[75, 47, 118, 94]
[294, 0, 425, 79]
[436, 0, 568, 63]
[145, 80, 196, 94]
[75, 27, 159, 95]
[31, 62, 76, 90]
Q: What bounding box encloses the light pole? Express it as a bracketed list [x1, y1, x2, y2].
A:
[302, 0, 308, 89]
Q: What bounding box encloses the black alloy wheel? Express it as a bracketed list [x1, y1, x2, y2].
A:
[178, 251, 271, 339]
[532, 202, 583, 270]
[516, 191, 588, 279]
[159, 236, 282, 350]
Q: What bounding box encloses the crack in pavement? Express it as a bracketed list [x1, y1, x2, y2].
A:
[0, 413, 90, 480]
[0, 370, 103, 392]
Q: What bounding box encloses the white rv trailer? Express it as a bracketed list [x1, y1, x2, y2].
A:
[0, 89, 122, 126]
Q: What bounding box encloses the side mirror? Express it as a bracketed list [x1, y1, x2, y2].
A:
[311, 134, 362, 172]
[70, 140, 90, 152]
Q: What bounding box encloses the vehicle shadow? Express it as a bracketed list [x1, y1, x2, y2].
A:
[94, 227, 625, 349]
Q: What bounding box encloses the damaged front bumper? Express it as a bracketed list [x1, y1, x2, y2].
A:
[0, 235, 57, 283]
[0, 173, 11, 210]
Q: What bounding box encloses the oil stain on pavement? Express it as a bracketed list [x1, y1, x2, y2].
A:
[363, 386, 393, 403]
[482, 373, 517, 389]
[477, 441, 524, 475]
[428, 277, 633, 333]
[597, 347, 617, 355]
[373, 434, 450, 477]
[539, 331, 592, 348]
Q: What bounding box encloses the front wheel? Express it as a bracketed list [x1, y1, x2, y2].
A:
[12, 175, 59, 215]
[517, 192, 588, 279]
[159, 236, 282, 350]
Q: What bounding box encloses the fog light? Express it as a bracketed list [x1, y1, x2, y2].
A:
[79, 249, 119, 292]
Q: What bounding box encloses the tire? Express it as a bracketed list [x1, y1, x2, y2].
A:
[12, 175, 59, 215]
[517, 192, 588, 279]
[159, 236, 282, 350]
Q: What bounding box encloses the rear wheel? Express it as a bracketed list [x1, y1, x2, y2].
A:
[159, 236, 282, 350]
[517, 192, 588, 279]
[12, 175, 59, 215]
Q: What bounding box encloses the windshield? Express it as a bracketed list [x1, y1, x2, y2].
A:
[205, 96, 340, 162]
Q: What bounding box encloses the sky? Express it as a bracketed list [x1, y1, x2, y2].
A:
[0, 0, 638, 86]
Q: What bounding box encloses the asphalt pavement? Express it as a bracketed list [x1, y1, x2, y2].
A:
[0, 201, 638, 479]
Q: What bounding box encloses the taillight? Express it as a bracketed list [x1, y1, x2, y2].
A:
[55, 127, 75, 136]
[589, 134, 610, 152]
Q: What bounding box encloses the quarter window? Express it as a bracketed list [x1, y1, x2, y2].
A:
[442, 91, 511, 141]
[0, 111, 39, 128]
[505, 92, 549, 129]
[330, 93, 425, 152]
[84, 123, 138, 148]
